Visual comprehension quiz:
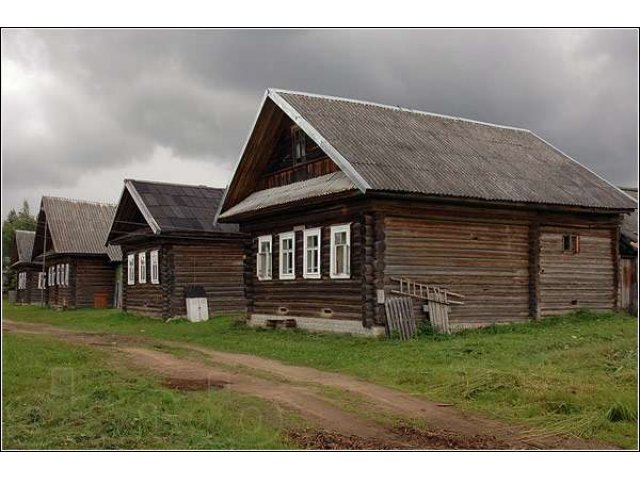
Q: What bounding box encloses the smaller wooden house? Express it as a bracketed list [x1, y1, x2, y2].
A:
[32, 196, 122, 309]
[10, 230, 43, 305]
[619, 187, 638, 315]
[106, 179, 247, 319]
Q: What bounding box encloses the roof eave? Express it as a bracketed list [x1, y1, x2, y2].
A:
[218, 190, 363, 223]
[368, 190, 635, 214]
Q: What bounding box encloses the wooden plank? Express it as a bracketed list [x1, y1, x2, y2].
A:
[384, 296, 417, 340]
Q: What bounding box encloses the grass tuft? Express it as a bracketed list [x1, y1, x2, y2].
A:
[606, 402, 638, 423]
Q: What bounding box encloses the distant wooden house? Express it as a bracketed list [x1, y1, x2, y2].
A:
[619, 187, 638, 315]
[10, 230, 42, 305]
[217, 89, 636, 336]
[32, 196, 122, 309]
[106, 179, 246, 319]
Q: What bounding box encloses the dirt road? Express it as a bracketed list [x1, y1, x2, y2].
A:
[3, 319, 611, 450]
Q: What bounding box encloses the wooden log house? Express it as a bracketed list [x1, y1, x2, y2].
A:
[32, 196, 122, 309]
[217, 89, 637, 336]
[618, 187, 638, 315]
[106, 179, 246, 319]
[10, 230, 43, 305]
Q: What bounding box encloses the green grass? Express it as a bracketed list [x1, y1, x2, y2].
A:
[2, 333, 293, 449]
[3, 303, 638, 448]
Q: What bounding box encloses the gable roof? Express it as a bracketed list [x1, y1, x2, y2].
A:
[108, 179, 239, 243]
[33, 196, 122, 262]
[219, 89, 636, 216]
[11, 230, 38, 266]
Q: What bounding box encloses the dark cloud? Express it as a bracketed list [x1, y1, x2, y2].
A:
[2, 29, 637, 215]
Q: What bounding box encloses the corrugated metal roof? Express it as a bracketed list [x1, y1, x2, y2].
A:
[13, 230, 37, 265]
[127, 179, 239, 234]
[219, 171, 357, 219]
[266, 90, 635, 210]
[36, 196, 122, 261]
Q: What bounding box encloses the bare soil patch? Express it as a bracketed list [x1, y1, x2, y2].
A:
[161, 377, 228, 391]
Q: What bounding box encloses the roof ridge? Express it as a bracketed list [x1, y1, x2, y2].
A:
[43, 195, 116, 208]
[270, 88, 532, 133]
[126, 178, 222, 190]
[15, 229, 36, 234]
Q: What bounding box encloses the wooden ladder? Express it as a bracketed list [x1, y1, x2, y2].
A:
[388, 277, 465, 335]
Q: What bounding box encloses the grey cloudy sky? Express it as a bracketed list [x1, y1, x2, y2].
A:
[2, 29, 638, 216]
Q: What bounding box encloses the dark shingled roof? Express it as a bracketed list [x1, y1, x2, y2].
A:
[34, 196, 122, 261]
[229, 89, 634, 212]
[12, 230, 38, 265]
[126, 179, 239, 234]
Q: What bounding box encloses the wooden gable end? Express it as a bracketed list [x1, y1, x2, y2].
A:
[108, 187, 154, 244]
[257, 115, 339, 191]
[33, 208, 54, 258]
[221, 97, 340, 213]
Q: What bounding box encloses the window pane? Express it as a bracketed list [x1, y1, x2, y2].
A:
[336, 245, 344, 273]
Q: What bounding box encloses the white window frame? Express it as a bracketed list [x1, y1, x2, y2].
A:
[150, 250, 160, 285]
[279, 231, 296, 280]
[303, 228, 321, 279]
[64, 263, 70, 287]
[257, 235, 272, 281]
[18, 272, 26, 289]
[330, 224, 351, 279]
[138, 252, 147, 284]
[38, 272, 45, 289]
[47, 267, 52, 286]
[56, 264, 61, 286]
[127, 254, 135, 285]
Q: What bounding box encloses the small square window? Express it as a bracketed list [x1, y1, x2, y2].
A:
[562, 234, 580, 254]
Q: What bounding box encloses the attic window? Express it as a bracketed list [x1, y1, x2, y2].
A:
[291, 126, 306, 164]
[562, 234, 580, 254]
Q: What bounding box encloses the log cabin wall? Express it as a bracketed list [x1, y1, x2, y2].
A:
[44, 255, 76, 308]
[169, 241, 246, 318]
[619, 256, 638, 315]
[122, 242, 167, 318]
[539, 225, 617, 315]
[381, 203, 531, 330]
[74, 256, 117, 308]
[375, 198, 621, 330]
[15, 265, 41, 305]
[122, 239, 246, 319]
[241, 200, 375, 332]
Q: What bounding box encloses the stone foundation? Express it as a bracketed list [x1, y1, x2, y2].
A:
[248, 314, 386, 337]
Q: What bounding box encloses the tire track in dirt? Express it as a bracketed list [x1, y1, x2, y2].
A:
[3, 319, 613, 450]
